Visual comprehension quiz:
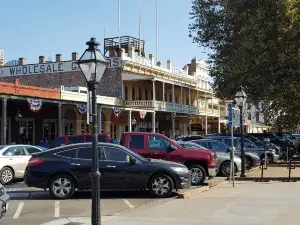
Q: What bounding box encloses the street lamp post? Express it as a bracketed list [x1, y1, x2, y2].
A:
[234, 88, 247, 177]
[78, 37, 109, 225]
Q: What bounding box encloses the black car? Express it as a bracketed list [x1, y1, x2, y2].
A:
[24, 143, 191, 199]
[176, 135, 203, 141]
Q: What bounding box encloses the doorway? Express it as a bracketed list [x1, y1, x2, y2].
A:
[43, 119, 57, 142]
[18, 118, 35, 145]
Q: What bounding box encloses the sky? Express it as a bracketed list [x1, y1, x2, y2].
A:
[1, 0, 207, 68]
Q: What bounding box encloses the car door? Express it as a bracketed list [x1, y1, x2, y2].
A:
[101, 146, 147, 189]
[68, 146, 106, 190]
[2, 146, 30, 178]
[146, 134, 183, 163]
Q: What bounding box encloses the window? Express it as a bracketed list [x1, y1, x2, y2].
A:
[138, 88, 142, 100]
[85, 135, 107, 143]
[224, 139, 238, 147]
[248, 113, 251, 120]
[198, 141, 209, 149]
[77, 147, 93, 159]
[125, 86, 128, 100]
[56, 149, 77, 158]
[149, 136, 171, 150]
[209, 142, 227, 152]
[77, 147, 105, 160]
[132, 87, 136, 100]
[129, 135, 144, 149]
[55, 137, 65, 146]
[104, 147, 129, 162]
[24, 146, 42, 155]
[145, 90, 148, 100]
[3, 147, 26, 156]
[256, 112, 260, 123]
[68, 136, 84, 144]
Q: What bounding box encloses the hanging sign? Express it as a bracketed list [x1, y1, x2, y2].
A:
[139, 111, 147, 120]
[172, 112, 176, 119]
[77, 104, 87, 115]
[27, 99, 43, 112]
[113, 108, 121, 118]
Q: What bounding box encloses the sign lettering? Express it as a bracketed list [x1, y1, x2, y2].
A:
[0, 57, 121, 77]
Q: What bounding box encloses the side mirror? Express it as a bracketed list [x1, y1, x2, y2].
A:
[129, 157, 137, 165]
[167, 144, 177, 152]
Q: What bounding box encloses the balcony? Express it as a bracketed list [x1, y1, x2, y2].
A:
[124, 100, 197, 115]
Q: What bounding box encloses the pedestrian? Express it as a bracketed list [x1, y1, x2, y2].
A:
[40, 137, 49, 148]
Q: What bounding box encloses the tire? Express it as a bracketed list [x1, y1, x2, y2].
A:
[220, 161, 231, 177]
[49, 174, 76, 199]
[245, 156, 253, 170]
[0, 167, 14, 185]
[188, 165, 206, 185]
[148, 173, 174, 198]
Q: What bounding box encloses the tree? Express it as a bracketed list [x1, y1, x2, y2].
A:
[189, 0, 300, 129]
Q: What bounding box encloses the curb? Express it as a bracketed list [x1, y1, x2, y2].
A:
[176, 178, 225, 199]
[268, 164, 300, 167]
[230, 177, 300, 182]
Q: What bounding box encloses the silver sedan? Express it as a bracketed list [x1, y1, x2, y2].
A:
[176, 141, 241, 177]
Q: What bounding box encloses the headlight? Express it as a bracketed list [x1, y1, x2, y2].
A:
[171, 167, 189, 173]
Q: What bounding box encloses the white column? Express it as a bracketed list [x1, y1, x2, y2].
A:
[58, 103, 62, 137]
[180, 87, 183, 104]
[152, 80, 156, 101]
[162, 82, 165, 101]
[172, 84, 175, 103]
[152, 112, 156, 133]
[1, 98, 7, 145]
[205, 92, 208, 136]
[98, 105, 102, 134]
[128, 110, 132, 132]
[188, 88, 191, 105]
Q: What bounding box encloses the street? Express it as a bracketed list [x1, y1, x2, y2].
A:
[1, 181, 174, 225]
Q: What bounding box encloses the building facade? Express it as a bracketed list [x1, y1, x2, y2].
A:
[1, 36, 268, 145]
[0, 48, 5, 67]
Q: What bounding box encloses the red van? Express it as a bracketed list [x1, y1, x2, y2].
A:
[53, 134, 110, 147]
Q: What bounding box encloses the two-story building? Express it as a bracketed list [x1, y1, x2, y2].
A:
[0, 36, 227, 144]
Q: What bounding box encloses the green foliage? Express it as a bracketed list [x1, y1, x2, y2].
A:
[189, 0, 300, 129]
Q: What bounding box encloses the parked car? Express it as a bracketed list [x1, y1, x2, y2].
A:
[51, 134, 110, 148]
[0, 183, 9, 219]
[177, 141, 241, 177]
[271, 132, 300, 152]
[175, 135, 203, 141]
[0, 145, 44, 184]
[208, 136, 279, 164]
[24, 143, 191, 199]
[292, 134, 300, 140]
[110, 139, 120, 144]
[250, 133, 297, 157]
[210, 133, 282, 158]
[120, 132, 218, 185]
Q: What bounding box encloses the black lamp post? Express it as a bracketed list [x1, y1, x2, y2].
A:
[78, 37, 109, 225]
[234, 88, 247, 177]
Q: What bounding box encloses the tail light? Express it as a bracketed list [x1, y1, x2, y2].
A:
[28, 157, 45, 167]
[210, 151, 217, 161]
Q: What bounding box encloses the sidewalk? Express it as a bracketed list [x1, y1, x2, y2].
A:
[46, 181, 300, 225]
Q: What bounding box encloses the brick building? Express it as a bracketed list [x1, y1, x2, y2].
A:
[0, 36, 227, 145]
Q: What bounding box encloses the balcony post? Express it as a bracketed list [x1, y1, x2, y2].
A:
[188, 88, 191, 110]
[172, 84, 175, 105]
[98, 105, 102, 134]
[218, 103, 221, 133]
[152, 112, 156, 133]
[1, 98, 7, 145]
[152, 80, 156, 101]
[58, 103, 62, 137]
[128, 110, 132, 132]
[205, 92, 208, 136]
[162, 82, 165, 102]
[180, 87, 183, 104]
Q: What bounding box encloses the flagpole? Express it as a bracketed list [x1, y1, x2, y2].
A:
[156, 0, 158, 63]
[118, 0, 121, 48]
[138, 0, 141, 55]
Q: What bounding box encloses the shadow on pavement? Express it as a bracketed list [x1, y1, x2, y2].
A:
[8, 190, 177, 200]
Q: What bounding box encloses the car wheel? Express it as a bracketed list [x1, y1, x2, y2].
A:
[49, 174, 76, 199]
[220, 161, 231, 177]
[148, 173, 174, 198]
[188, 165, 206, 185]
[245, 157, 253, 169]
[0, 167, 14, 185]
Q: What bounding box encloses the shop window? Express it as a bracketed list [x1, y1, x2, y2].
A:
[132, 87, 136, 100]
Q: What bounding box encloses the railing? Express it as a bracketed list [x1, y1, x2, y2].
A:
[134, 55, 152, 67]
[172, 67, 186, 76]
[125, 100, 153, 107]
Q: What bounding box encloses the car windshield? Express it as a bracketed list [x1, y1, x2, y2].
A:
[284, 133, 296, 139]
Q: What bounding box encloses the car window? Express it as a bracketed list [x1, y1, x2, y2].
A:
[104, 146, 130, 162]
[77, 146, 105, 160]
[224, 139, 238, 147]
[24, 146, 42, 155]
[68, 136, 84, 144]
[56, 148, 77, 158]
[209, 142, 227, 152]
[85, 135, 107, 143]
[197, 141, 209, 149]
[149, 135, 171, 150]
[55, 137, 65, 146]
[129, 135, 144, 149]
[3, 146, 26, 156]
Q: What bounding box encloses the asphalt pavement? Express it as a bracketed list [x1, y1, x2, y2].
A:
[1, 181, 173, 225]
